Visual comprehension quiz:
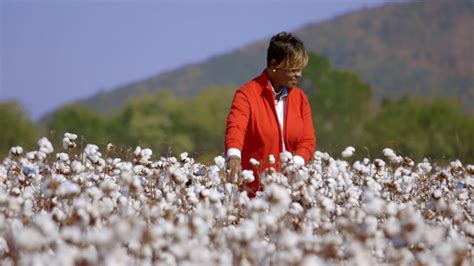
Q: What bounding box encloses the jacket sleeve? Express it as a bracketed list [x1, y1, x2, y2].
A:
[294, 93, 316, 162]
[225, 89, 251, 151]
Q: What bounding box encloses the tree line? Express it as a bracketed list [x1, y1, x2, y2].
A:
[1, 53, 473, 164]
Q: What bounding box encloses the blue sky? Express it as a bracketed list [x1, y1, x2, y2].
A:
[1, 0, 390, 120]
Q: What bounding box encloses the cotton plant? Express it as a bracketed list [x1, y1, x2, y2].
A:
[0, 135, 473, 265]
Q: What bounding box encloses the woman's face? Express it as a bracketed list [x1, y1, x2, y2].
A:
[270, 59, 304, 89]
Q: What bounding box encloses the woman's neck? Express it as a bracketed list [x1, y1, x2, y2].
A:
[266, 68, 282, 92]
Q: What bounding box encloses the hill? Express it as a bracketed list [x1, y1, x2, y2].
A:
[76, 0, 473, 116]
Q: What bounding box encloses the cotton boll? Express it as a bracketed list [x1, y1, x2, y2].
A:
[105, 143, 115, 153]
[142, 148, 152, 158]
[208, 189, 223, 203]
[0, 236, 8, 254]
[362, 191, 385, 216]
[71, 160, 85, 174]
[21, 186, 35, 200]
[450, 160, 462, 170]
[432, 189, 442, 199]
[250, 198, 269, 213]
[56, 181, 81, 199]
[301, 255, 323, 266]
[52, 207, 65, 223]
[189, 216, 208, 236]
[200, 189, 210, 199]
[16, 227, 45, 251]
[26, 151, 37, 160]
[86, 227, 114, 246]
[22, 198, 34, 218]
[167, 156, 178, 165]
[386, 202, 398, 216]
[416, 158, 432, 174]
[240, 220, 258, 242]
[374, 159, 386, 170]
[466, 164, 474, 174]
[289, 202, 304, 218]
[313, 151, 330, 161]
[119, 170, 134, 186]
[399, 208, 424, 245]
[320, 197, 336, 214]
[319, 235, 343, 259]
[213, 156, 226, 170]
[461, 223, 474, 238]
[135, 148, 153, 163]
[36, 151, 48, 161]
[280, 230, 300, 249]
[423, 226, 446, 246]
[56, 153, 69, 162]
[249, 158, 260, 167]
[61, 226, 83, 245]
[384, 217, 401, 238]
[265, 184, 291, 209]
[129, 176, 143, 195]
[97, 197, 115, 217]
[342, 146, 355, 158]
[133, 146, 142, 157]
[280, 151, 293, 164]
[62, 137, 71, 150]
[64, 132, 78, 141]
[180, 152, 189, 162]
[241, 170, 255, 184]
[239, 191, 250, 208]
[0, 166, 7, 182]
[382, 148, 403, 164]
[268, 154, 275, 164]
[62, 133, 77, 150]
[74, 246, 99, 266]
[100, 179, 119, 195]
[363, 215, 378, 236]
[85, 144, 101, 162]
[171, 167, 188, 185]
[352, 161, 370, 175]
[9, 146, 23, 156]
[38, 137, 54, 154]
[32, 215, 58, 241]
[382, 148, 396, 159]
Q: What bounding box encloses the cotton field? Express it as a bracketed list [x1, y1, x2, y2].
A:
[0, 134, 473, 265]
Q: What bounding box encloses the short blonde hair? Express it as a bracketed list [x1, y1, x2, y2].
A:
[267, 32, 308, 69]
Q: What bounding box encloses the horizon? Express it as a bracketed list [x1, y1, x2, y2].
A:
[1, 0, 390, 121]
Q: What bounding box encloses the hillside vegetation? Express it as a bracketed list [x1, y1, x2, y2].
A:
[75, 0, 473, 116]
[2, 53, 473, 163]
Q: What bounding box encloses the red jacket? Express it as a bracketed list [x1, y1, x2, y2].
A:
[225, 70, 316, 194]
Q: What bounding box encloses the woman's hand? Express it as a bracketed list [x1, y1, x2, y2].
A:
[226, 155, 242, 184]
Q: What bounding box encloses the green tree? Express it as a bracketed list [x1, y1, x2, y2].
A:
[111, 90, 193, 156]
[183, 86, 235, 162]
[363, 97, 474, 162]
[46, 104, 108, 150]
[303, 52, 374, 155]
[0, 102, 38, 157]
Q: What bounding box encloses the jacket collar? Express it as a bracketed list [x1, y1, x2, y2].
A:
[256, 69, 292, 98]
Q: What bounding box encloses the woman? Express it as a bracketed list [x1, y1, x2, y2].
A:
[224, 32, 316, 196]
